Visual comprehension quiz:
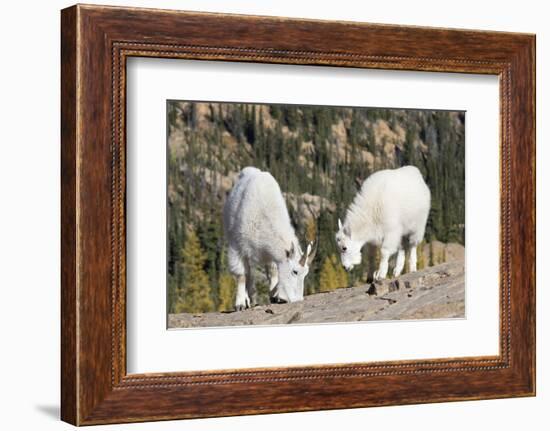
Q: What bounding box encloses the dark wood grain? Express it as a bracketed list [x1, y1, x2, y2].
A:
[61, 4, 536, 425]
[60, 6, 78, 425]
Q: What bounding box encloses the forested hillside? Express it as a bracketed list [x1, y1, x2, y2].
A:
[167, 101, 465, 313]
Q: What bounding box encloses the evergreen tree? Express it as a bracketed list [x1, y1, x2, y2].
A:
[402, 126, 417, 167]
[305, 217, 317, 243]
[217, 273, 235, 312]
[331, 254, 349, 289]
[196, 212, 223, 305]
[417, 241, 426, 270]
[319, 254, 348, 292]
[284, 106, 299, 131]
[174, 229, 214, 313]
[319, 255, 338, 292]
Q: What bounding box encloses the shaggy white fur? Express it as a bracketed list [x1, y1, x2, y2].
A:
[223, 167, 315, 310]
[335, 165, 431, 280]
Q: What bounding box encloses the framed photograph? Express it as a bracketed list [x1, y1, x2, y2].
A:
[164, 100, 466, 328]
[61, 4, 535, 425]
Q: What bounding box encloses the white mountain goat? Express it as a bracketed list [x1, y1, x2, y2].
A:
[335, 165, 430, 280]
[223, 167, 316, 310]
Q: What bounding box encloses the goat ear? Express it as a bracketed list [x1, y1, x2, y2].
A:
[306, 241, 318, 266]
[286, 242, 295, 259]
[338, 218, 343, 231]
[343, 225, 351, 238]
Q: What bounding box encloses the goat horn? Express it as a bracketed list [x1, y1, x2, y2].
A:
[299, 242, 311, 267]
[306, 241, 318, 266]
[299, 249, 307, 266]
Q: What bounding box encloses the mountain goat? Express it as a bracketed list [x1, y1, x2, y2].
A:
[223, 167, 316, 310]
[335, 165, 430, 280]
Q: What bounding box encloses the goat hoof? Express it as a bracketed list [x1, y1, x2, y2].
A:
[235, 297, 250, 311]
[270, 296, 287, 304]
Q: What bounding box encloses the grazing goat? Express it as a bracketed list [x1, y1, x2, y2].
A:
[335, 166, 430, 280]
[223, 167, 316, 310]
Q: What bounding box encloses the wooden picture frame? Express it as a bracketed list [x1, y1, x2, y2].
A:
[61, 4, 535, 425]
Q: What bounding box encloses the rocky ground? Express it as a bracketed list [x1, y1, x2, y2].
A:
[168, 260, 465, 328]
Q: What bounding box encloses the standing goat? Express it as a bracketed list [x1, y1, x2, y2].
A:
[335, 166, 430, 280]
[223, 167, 316, 310]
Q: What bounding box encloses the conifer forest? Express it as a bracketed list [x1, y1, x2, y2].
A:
[167, 101, 465, 314]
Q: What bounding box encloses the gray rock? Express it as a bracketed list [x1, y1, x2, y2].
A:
[168, 260, 465, 328]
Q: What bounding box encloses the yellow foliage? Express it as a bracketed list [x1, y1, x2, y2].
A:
[319, 256, 337, 292]
[417, 241, 426, 270]
[218, 273, 236, 312]
[429, 241, 435, 267]
[319, 254, 348, 292]
[177, 229, 215, 313]
[331, 254, 348, 288]
[304, 217, 317, 243]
